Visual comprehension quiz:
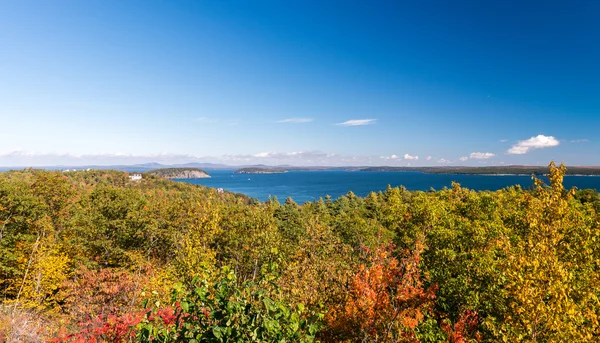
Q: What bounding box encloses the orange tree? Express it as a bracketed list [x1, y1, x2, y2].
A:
[325, 243, 437, 342]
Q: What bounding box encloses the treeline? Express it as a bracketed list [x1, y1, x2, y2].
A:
[0, 163, 599, 342]
[358, 165, 600, 175]
[147, 167, 211, 178]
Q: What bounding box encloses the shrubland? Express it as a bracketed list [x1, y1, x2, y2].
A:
[0, 162, 598, 342]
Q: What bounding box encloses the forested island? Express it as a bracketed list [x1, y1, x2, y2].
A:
[1, 163, 599, 342]
[234, 167, 289, 174]
[357, 165, 600, 175]
[148, 167, 211, 178]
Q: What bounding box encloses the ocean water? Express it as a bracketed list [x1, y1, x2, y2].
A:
[175, 170, 600, 204]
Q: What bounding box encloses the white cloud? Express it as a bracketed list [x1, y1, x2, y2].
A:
[507, 146, 529, 155]
[426, 156, 432, 161]
[469, 152, 495, 159]
[380, 154, 400, 160]
[459, 156, 468, 161]
[0, 150, 206, 167]
[245, 151, 332, 160]
[570, 139, 590, 143]
[379, 155, 400, 160]
[1, 149, 349, 167]
[225, 151, 390, 166]
[500, 139, 508, 143]
[507, 134, 560, 154]
[336, 119, 376, 126]
[437, 158, 451, 164]
[253, 152, 272, 158]
[404, 153, 418, 160]
[277, 118, 313, 123]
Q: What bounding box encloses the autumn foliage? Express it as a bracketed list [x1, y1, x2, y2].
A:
[1, 164, 599, 342]
[326, 243, 436, 342]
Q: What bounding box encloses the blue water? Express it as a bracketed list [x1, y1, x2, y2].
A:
[175, 170, 600, 204]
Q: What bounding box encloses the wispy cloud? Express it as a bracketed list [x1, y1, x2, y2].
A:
[500, 139, 508, 143]
[459, 156, 468, 161]
[253, 152, 271, 158]
[426, 156, 432, 161]
[2, 150, 346, 167]
[404, 153, 418, 160]
[469, 152, 495, 159]
[437, 158, 451, 164]
[277, 118, 313, 123]
[245, 151, 333, 160]
[380, 154, 400, 160]
[223, 151, 384, 166]
[570, 139, 590, 143]
[336, 119, 376, 126]
[0, 150, 206, 166]
[507, 134, 559, 154]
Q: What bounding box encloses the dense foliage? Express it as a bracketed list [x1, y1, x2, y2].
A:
[0, 163, 599, 342]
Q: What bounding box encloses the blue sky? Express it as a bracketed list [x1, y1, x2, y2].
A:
[1, 0, 599, 166]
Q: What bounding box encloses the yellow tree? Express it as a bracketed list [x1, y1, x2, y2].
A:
[278, 217, 354, 310]
[492, 162, 600, 342]
[171, 201, 222, 285]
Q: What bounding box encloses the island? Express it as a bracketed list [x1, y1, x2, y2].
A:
[234, 167, 289, 174]
[148, 167, 211, 179]
[356, 165, 600, 176]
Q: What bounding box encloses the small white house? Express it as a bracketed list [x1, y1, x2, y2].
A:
[129, 173, 142, 181]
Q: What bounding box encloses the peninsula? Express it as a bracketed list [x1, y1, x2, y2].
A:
[234, 167, 288, 174]
[148, 167, 211, 179]
[356, 165, 600, 176]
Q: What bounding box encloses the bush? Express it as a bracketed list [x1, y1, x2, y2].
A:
[138, 265, 323, 342]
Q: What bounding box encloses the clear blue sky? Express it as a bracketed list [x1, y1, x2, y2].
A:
[1, 0, 598, 166]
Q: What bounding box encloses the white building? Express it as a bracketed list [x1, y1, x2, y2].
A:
[129, 173, 142, 181]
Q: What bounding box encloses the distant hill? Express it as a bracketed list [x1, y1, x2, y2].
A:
[234, 167, 288, 174]
[358, 165, 600, 176]
[148, 167, 211, 179]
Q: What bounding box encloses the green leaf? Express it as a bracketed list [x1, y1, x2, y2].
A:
[181, 301, 189, 312]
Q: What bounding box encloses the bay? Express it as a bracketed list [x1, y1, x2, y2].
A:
[175, 170, 600, 204]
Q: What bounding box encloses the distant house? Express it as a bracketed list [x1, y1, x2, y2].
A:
[129, 173, 142, 181]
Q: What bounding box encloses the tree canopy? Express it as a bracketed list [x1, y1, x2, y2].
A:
[0, 163, 599, 342]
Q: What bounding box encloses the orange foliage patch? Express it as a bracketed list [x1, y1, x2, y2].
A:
[326, 243, 437, 342]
